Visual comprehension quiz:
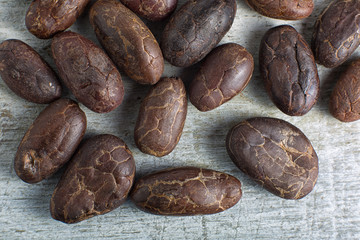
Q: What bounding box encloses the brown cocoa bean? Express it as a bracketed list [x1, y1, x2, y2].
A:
[134, 77, 187, 157]
[259, 25, 319, 116]
[25, 0, 90, 39]
[226, 117, 318, 199]
[161, 0, 236, 67]
[51, 134, 135, 224]
[329, 59, 360, 122]
[51, 31, 124, 113]
[312, 0, 360, 68]
[189, 43, 254, 112]
[0, 39, 61, 104]
[130, 167, 242, 215]
[89, 0, 164, 85]
[14, 98, 87, 183]
[245, 0, 314, 20]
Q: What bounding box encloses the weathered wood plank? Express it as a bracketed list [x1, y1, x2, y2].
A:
[1, 0, 360, 239]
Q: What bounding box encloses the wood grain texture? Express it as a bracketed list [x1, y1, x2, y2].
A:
[1, 0, 360, 239]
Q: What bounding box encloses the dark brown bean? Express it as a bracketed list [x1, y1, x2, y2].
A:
[245, 0, 313, 20]
[51, 134, 135, 224]
[89, 0, 164, 85]
[130, 167, 242, 215]
[134, 77, 187, 157]
[312, 0, 360, 68]
[329, 59, 360, 122]
[0, 39, 61, 104]
[226, 117, 318, 199]
[51, 31, 124, 113]
[25, 0, 90, 39]
[259, 25, 320, 116]
[161, 0, 236, 67]
[120, 0, 177, 21]
[14, 98, 87, 184]
[189, 43, 254, 112]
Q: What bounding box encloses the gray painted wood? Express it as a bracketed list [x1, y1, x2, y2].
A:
[1, 0, 359, 239]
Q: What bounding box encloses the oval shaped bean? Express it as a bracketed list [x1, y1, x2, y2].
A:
[259, 25, 319, 116]
[89, 0, 164, 85]
[134, 77, 187, 157]
[245, 0, 314, 20]
[51, 31, 124, 113]
[14, 98, 87, 183]
[312, 0, 360, 68]
[0, 39, 61, 104]
[131, 167, 242, 215]
[226, 117, 318, 199]
[330, 59, 360, 122]
[120, 0, 177, 21]
[25, 0, 90, 39]
[161, 0, 236, 67]
[51, 134, 135, 224]
[189, 43, 254, 111]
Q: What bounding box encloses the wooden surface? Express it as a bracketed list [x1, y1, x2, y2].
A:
[1, 0, 360, 239]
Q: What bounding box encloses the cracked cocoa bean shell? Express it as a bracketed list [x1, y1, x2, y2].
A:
[161, 0, 236, 67]
[51, 31, 124, 113]
[14, 98, 87, 183]
[226, 117, 318, 199]
[189, 43, 254, 112]
[25, 0, 90, 39]
[0, 39, 61, 104]
[134, 77, 187, 157]
[329, 59, 360, 122]
[51, 134, 135, 224]
[89, 0, 164, 85]
[245, 0, 314, 20]
[259, 25, 320, 116]
[312, 0, 360, 68]
[120, 0, 177, 21]
[130, 167, 242, 215]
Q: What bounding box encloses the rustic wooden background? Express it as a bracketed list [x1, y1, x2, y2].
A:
[1, 0, 360, 239]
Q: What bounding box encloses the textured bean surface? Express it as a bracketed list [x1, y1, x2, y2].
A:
[189, 43, 254, 112]
[51, 31, 124, 113]
[260, 25, 319, 116]
[89, 0, 164, 85]
[226, 117, 318, 199]
[0, 39, 61, 104]
[120, 0, 177, 21]
[51, 134, 135, 224]
[161, 0, 236, 67]
[131, 167, 242, 215]
[245, 0, 313, 20]
[25, 0, 90, 39]
[312, 0, 360, 68]
[329, 59, 360, 122]
[14, 98, 86, 183]
[134, 77, 187, 157]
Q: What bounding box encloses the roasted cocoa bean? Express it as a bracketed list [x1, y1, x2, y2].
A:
[259, 25, 319, 116]
[25, 0, 90, 39]
[189, 43, 254, 111]
[0, 39, 61, 104]
[134, 77, 187, 157]
[51, 31, 124, 113]
[312, 0, 360, 68]
[51, 134, 135, 224]
[89, 0, 164, 85]
[226, 117, 318, 199]
[130, 167, 242, 215]
[14, 98, 87, 183]
[329, 59, 360, 122]
[161, 0, 236, 67]
[120, 0, 177, 21]
[245, 0, 314, 20]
